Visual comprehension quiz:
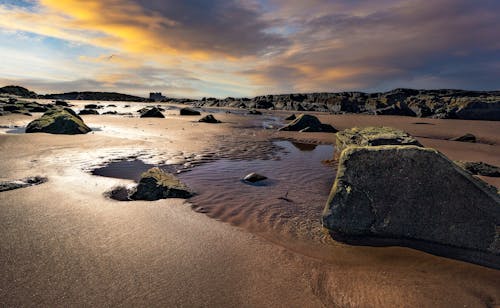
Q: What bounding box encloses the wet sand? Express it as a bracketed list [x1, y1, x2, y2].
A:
[1, 101, 499, 307]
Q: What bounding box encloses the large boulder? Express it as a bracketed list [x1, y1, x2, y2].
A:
[180, 107, 201, 115]
[335, 126, 422, 154]
[140, 107, 165, 118]
[278, 114, 337, 132]
[322, 146, 500, 266]
[130, 167, 193, 201]
[26, 108, 91, 134]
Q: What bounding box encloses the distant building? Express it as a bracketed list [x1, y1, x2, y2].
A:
[149, 92, 165, 101]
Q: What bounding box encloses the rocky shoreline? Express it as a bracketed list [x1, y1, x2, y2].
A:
[192, 88, 500, 121]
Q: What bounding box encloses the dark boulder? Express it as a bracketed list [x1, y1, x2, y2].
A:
[129, 167, 193, 201]
[450, 133, 476, 143]
[84, 104, 101, 109]
[79, 109, 99, 115]
[26, 108, 91, 134]
[322, 146, 500, 267]
[455, 161, 500, 177]
[0, 176, 47, 192]
[278, 114, 337, 133]
[243, 172, 267, 183]
[140, 107, 165, 118]
[180, 107, 201, 116]
[103, 111, 117, 115]
[198, 114, 221, 123]
[55, 100, 69, 107]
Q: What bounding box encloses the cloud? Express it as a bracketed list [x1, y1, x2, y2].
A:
[0, 0, 499, 97]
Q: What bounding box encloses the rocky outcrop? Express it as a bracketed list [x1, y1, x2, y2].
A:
[140, 107, 165, 118]
[322, 145, 500, 267]
[335, 126, 422, 154]
[180, 107, 201, 115]
[0, 100, 50, 115]
[26, 108, 91, 134]
[129, 167, 193, 201]
[279, 114, 337, 132]
[455, 161, 500, 177]
[190, 89, 500, 121]
[198, 114, 221, 123]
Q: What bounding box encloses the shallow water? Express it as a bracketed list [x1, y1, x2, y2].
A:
[91, 140, 336, 242]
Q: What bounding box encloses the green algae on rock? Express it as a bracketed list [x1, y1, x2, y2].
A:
[26, 108, 91, 134]
[130, 167, 193, 201]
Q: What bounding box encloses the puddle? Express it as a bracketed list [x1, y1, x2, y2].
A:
[0, 126, 25, 134]
[91, 140, 336, 242]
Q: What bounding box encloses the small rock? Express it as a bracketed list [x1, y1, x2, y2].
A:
[198, 114, 221, 123]
[279, 114, 336, 132]
[455, 161, 500, 177]
[450, 133, 476, 143]
[248, 109, 262, 115]
[0, 176, 47, 192]
[243, 172, 267, 183]
[79, 109, 99, 115]
[140, 107, 165, 118]
[180, 107, 201, 116]
[55, 100, 69, 107]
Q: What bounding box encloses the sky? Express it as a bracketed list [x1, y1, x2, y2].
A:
[0, 0, 499, 98]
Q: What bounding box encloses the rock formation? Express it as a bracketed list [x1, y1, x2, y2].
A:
[26, 108, 91, 134]
[279, 114, 337, 132]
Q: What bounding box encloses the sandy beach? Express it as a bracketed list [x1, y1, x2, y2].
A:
[1, 101, 499, 307]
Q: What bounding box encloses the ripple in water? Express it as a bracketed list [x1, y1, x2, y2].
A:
[91, 140, 336, 243]
[183, 141, 335, 242]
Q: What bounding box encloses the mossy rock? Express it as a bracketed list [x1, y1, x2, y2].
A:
[26, 108, 91, 134]
[336, 126, 421, 153]
[130, 167, 193, 200]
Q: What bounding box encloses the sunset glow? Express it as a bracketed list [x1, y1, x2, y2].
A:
[1, 0, 499, 97]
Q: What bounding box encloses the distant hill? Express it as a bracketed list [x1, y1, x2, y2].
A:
[40, 91, 147, 102]
[0, 85, 37, 98]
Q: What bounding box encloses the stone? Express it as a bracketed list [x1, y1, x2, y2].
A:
[278, 114, 337, 132]
[180, 107, 201, 116]
[450, 133, 476, 143]
[455, 161, 500, 177]
[322, 145, 500, 265]
[55, 100, 69, 106]
[79, 109, 99, 115]
[0, 176, 47, 192]
[140, 107, 165, 118]
[84, 104, 101, 109]
[335, 126, 422, 154]
[26, 108, 91, 134]
[243, 172, 267, 183]
[129, 167, 193, 201]
[198, 114, 221, 123]
[248, 109, 262, 115]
